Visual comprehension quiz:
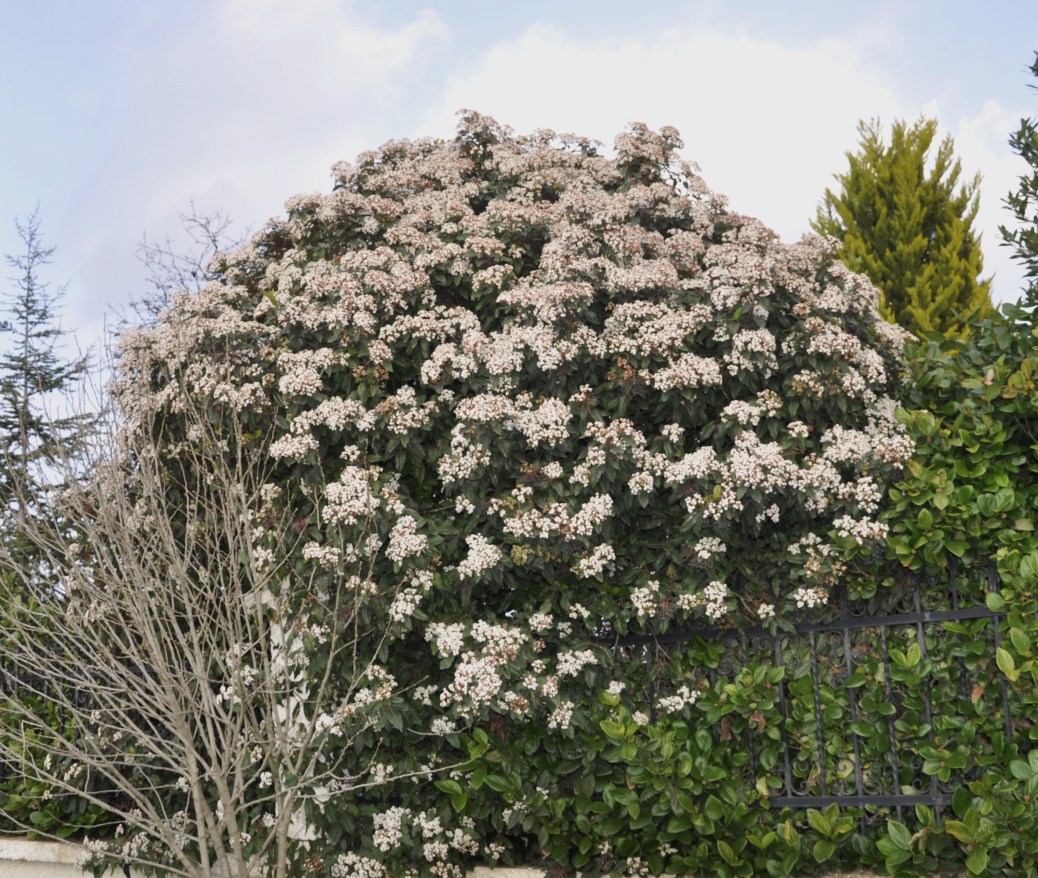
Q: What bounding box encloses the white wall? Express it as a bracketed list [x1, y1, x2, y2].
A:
[0, 839, 551, 878]
[0, 839, 95, 878]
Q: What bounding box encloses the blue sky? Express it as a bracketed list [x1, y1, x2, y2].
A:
[2, 1, 1037, 353]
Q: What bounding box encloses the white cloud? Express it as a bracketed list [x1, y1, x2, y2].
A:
[127, 0, 447, 226]
[61, 0, 448, 336]
[416, 24, 907, 242]
[219, 0, 445, 80]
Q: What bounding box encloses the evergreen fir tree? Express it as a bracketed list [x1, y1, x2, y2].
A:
[814, 118, 993, 338]
[1000, 52, 1038, 304]
[0, 209, 91, 526]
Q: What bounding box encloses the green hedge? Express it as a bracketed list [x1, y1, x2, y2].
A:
[432, 563, 1035, 877]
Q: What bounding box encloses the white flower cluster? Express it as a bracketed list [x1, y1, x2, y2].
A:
[792, 586, 829, 609]
[832, 514, 889, 545]
[528, 612, 554, 631]
[373, 806, 409, 851]
[302, 541, 342, 569]
[692, 536, 725, 561]
[426, 623, 466, 658]
[627, 471, 654, 495]
[432, 622, 529, 717]
[657, 684, 700, 714]
[499, 492, 614, 541]
[548, 700, 575, 730]
[360, 804, 479, 875]
[573, 544, 616, 578]
[701, 580, 729, 620]
[389, 570, 435, 623]
[456, 534, 503, 580]
[660, 422, 685, 443]
[470, 621, 525, 662]
[379, 386, 437, 435]
[386, 515, 428, 563]
[293, 397, 374, 435]
[725, 328, 778, 375]
[440, 653, 504, 712]
[630, 580, 660, 617]
[556, 649, 597, 678]
[721, 399, 762, 426]
[331, 853, 384, 878]
[268, 432, 318, 461]
[322, 466, 381, 526]
[437, 429, 491, 484]
[676, 580, 728, 620]
[514, 397, 572, 447]
[567, 603, 591, 621]
[277, 347, 338, 397]
[653, 352, 723, 391]
[431, 717, 456, 736]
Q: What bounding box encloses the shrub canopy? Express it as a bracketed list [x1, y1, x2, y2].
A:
[116, 113, 914, 875]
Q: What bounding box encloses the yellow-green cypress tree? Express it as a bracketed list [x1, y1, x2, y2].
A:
[813, 118, 993, 338]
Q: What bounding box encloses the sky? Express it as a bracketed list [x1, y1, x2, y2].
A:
[2, 0, 1038, 356]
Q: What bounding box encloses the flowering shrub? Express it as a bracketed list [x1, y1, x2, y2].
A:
[115, 113, 913, 875]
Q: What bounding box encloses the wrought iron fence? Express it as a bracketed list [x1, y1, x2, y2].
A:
[1, 563, 1015, 830]
[612, 562, 1009, 823]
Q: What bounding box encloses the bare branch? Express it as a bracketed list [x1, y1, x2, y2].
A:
[0, 384, 429, 878]
[132, 202, 246, 322]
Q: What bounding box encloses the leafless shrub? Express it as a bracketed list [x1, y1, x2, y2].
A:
[0, 391, 403, 878]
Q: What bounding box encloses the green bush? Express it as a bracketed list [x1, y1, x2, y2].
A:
[449, 567, 1034, 877]
[878, 302, 1038, 876]
[0, 596, 108, 840]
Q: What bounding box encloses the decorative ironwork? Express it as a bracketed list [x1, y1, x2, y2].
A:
[612, 562, 1008, 823]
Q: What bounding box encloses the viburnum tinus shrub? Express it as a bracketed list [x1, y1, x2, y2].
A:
[116, 113, 913, 875]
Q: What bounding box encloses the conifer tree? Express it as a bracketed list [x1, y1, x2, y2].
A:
[814, 118, 993, 338]
[0, 209, 91, 527]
